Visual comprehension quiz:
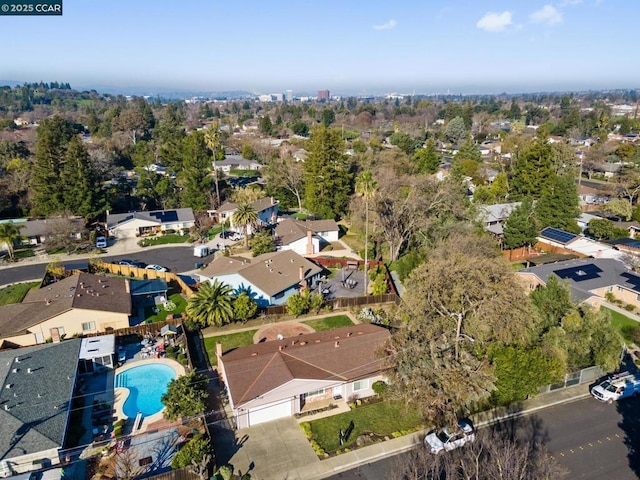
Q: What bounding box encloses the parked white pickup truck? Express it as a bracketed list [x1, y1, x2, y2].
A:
[590, 371, 640, 404]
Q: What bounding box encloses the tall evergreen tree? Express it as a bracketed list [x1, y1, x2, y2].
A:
[511, 142, 556, 200]
[413, 139, 440, 174]
[303, 125, 352, 219]
[155, 103, 185, 171]
[503, 198, 537, 254]
[179, 131, 212, 211]
[31, 116, 77, 216]
[534, 175, 581, 233]
[61, 136, 106, 219]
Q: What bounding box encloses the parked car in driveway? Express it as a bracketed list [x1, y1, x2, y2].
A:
[145, 264, 169, 272]
[424, 419, 475, 454]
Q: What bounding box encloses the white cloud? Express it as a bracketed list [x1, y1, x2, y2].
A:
[530, 5, 563, 25]
[476, 11, 513, 32]
[373, 19, 397, 31]
[559, 0, 582, 5]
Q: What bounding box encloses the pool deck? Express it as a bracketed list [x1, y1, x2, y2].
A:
[113, 358, 186, 433]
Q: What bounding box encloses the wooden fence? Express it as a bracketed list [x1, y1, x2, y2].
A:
[92, 261, 195, 297]
[147, 468, 200, 480]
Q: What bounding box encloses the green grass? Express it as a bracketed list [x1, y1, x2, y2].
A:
[308, 400, 423, 452]
[510, 262, 527, 271]
[208, 225, 223, 238]
[13, 249, 35, 259]
[144, 293, 187, 323]
[0, 282, 40, 306]
[139, 234, 191, 246]
[292, 213, 308, 220]
[203, 330, 257, 365]
[303, 315, 353, 331]
[229, 169, 262, 177]
[603, 307, 639, 342]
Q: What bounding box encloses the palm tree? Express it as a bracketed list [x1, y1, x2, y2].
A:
[232, 202, 258, 249]
[204, 122, 225, 208]
[0, 222, 23, 260]
[355, 170, 377, 295]
[186, 280, 234, 328]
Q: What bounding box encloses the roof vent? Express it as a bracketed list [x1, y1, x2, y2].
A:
[3, 405, 8, 411]
[14, 357, 20, 363]
[12, 368, 18, 374]
[334, 341, 340, 348]
[576, 270, 586, 276]
[347, 332, 352, 337]
[251, 352, 258, 356]
[5, 384, 12, 389]
[300, 341, 307, 346]
[27, 368, 32, 374]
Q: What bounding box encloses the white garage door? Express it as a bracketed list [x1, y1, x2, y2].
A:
[248, 400, 292, 426]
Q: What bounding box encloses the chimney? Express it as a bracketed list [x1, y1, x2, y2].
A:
[306, 230, 314, 254]
[334, 341, 340, 348]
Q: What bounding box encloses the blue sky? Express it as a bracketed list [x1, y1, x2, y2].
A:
[0, 0, 636, 95]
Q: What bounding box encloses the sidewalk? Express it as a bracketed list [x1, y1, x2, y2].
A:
[279, 383, 592, 480]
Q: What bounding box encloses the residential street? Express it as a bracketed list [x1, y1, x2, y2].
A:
[0, 245, 203, 286]
[324, 396, 640, 480]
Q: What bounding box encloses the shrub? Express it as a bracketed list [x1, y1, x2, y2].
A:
[310, 440, 325, 456]
[372, 380, 388, 395]
[300, 422, 313, 439]
[624, 304, 636, 311]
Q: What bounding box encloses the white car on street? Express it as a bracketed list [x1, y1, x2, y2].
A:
[424, 419, 475, 454]
[145, 264, 169, 272]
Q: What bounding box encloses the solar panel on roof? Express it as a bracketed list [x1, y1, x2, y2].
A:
[541, 227, 578, 245]
[554, 263, 602, 282]
[150, 210, 179, 223]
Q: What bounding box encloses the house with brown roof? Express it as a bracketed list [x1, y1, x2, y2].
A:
[0, 273, 132, 349]
[217, 324, 390, 428]
[274, 218, 340, 255]
[196, 250, 323, 306]
[207, 197, 278, 235]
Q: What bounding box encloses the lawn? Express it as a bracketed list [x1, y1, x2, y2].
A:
[143, 293, 187, 323]
[203, 329, 257, 366]
[603, 307, 640, 342]
[139, 234, 191, 247]
[13, 248, 36, 259]
[303, 315, 353, 331]
[0, 282, 40, 306]
[307, 400, 423, 452]
[229, 169, 262, 177]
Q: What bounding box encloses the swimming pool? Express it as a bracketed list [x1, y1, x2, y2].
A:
[115, 363, 176, 418]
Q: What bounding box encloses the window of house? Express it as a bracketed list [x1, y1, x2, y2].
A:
[82, 321, 96, 332]
[306, 388, 325, 398]
[353, 379, 369, 391]
[617, 286, 622, 291]
[607, 286, 613, 293]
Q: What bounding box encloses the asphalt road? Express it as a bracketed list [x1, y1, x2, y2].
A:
[325, 396, 640, 480]
[0, 245, 205, 286]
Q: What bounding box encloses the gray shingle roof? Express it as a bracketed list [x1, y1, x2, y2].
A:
[0, 273, 132, 338]
[106, 208, 195, 230]
[519, 257, 637, 302]
[0, 339, 81, 461]
[199, 251, 322, 297]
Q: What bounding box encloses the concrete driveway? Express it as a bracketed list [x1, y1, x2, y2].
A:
[211, 418, 319, 480]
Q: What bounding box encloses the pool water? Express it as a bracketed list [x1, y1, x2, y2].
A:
[115, 363, 176, 418]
